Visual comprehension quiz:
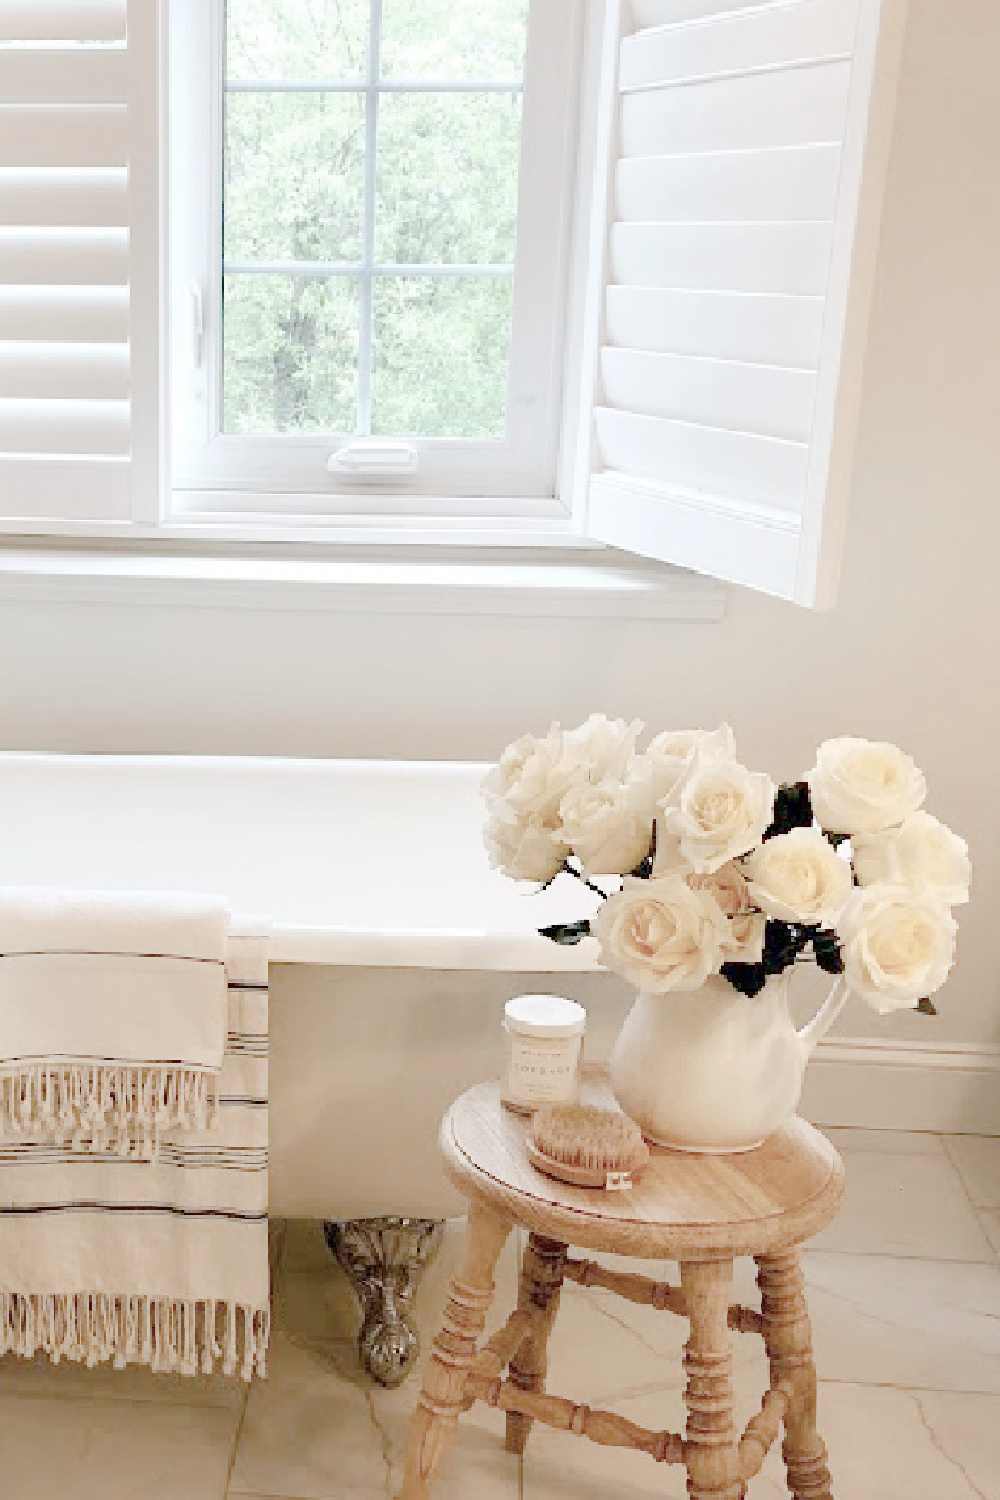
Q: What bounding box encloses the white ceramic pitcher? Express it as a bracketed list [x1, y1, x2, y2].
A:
[609, 971, 849, 1153]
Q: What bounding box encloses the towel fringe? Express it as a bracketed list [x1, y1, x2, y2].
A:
[0, 1064, 221, 1158]
[0, 1291, 269, 1380]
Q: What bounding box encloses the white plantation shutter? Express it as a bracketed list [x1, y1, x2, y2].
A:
[0, 0, 160, 529]
[576, 0, 908, 606]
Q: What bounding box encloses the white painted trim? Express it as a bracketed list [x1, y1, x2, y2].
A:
[588, 472, 801, 597]
[560, 0, 622, 530]
[0, 546, 726, 619]
[803, 1037, 1000, 1134]
[794, 0, 909, 606]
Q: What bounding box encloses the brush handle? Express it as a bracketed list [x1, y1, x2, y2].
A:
[526, 1137, 647, 1190]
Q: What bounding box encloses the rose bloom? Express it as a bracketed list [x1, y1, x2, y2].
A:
[660, 752, 774, 874]
[563, 713, 643, 785]
[808, 737, 926, 835]
[591, 874, 729, 994]
[559, 779, 653, 877]
[687, 862, 766, 962]
[838, 884, 957, 1014]
[745, 827, 853, 926]
[484, 805, 569, 883]
[639, 724, 737, 807]
[482, 724, 575, 826]
[852, 811, 971, 905]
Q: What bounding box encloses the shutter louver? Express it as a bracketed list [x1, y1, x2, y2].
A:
[0, 0, 158, 528]
[581, 0, 907, 606]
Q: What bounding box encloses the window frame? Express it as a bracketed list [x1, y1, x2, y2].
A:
[166, 0, 586, 537]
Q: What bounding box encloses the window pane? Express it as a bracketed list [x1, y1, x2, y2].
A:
[372, 276, 512, 438]
[225, 92, 365, 264]
[381, 0, 528, 79]
[376, 93, 522, 265]
[223, 275, 359, 433]
[226, 0, 368, 81]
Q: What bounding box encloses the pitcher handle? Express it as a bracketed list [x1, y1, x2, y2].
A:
[796, 974, 850, 1058]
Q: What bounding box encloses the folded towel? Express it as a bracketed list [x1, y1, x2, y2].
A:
[0, 889, 230, 1158]
[0, 930, 270, 1379]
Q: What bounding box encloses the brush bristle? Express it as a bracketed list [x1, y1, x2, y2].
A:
[531, 1103, 647, 1173]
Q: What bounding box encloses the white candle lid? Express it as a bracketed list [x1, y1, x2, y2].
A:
[504, 993, 586, 1039]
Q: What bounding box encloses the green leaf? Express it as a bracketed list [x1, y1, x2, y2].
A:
[764, 782, 814, 841]
[720, 961, 768, 997]
[915, 996, 938, 1016]
[539, 920, 592, 946]
[811, 928, 844, 975]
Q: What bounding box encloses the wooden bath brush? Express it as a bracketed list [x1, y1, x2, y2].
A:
[527, 1102, 650, 1191]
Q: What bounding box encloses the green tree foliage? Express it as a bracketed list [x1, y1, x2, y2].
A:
[222, 0, 527, 439]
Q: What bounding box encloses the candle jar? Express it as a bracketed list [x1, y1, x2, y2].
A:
[501, 993, 587, 1113]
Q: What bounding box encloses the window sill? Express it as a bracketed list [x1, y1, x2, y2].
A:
[0, 545, 727, 621]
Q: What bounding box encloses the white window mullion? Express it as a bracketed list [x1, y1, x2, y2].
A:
[357, 0, 383, 438]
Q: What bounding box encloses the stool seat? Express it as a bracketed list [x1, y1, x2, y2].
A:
[397, 1074, 847, 1500]
[442, 1074, 845, 1260]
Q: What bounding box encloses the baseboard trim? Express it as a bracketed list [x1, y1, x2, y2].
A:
[803, 1037, 1000, 1134]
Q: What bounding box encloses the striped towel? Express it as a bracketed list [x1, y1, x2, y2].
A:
[0, 925, 270, 1379]
[0, 889, 231, 1159]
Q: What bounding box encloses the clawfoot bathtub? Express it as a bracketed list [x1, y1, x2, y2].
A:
[0, 753, 616, 1381]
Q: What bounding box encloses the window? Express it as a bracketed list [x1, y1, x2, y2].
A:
[170, 0, 582, 526]
[0, 0, 907, 607]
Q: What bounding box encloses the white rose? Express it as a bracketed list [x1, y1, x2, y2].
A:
[839, 885, 957, 1014]
[808, 737, 927, 835]
[647, 723, 736, 764]
[482, 723, 575, 824]
[660, 752, 775, 874]
[852, 812, 971, 906]
[687, 863, 766, 962]
[592, 874, 729, 994]
[642, 724, 736, 807]
[745, 828, 853, 926]
[559, 779, 653, 877]
[484, 805, 568, 883]
[563, 713, 643, 784]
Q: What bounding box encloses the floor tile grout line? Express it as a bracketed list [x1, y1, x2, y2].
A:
[939, 1133, 1000, 1214]
[972, 1207, 1000, 1266]
[223, 1382, 253, 1500]
[817, 1377, 1000, 1398]
[939, 1132, 981, 1211]
[804, 1246, 998, 1266]
[0, 1382, 245, 1410]
[935, 1130, 1000, 1140]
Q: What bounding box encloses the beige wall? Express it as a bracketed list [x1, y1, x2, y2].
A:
[1, 1, 997, 1048]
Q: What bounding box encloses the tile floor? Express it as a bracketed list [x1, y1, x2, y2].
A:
[0, 1128, 998, 1498]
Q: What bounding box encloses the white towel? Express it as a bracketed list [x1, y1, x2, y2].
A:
[0, 890, 230, 1158]
[0, 929, 270, 1379]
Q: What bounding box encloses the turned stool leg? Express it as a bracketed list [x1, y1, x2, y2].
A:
[504, 1233, 567, 1456]
[395, 1204, 512, 1500]
[756, 1251, 833, 1500]
[680, 1259, 743, 1500]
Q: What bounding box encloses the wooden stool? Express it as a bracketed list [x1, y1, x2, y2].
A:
[396, 1074, 845, 1500]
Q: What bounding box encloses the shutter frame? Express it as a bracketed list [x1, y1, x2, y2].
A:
[0, 0, 162, 532]
[575, 0, 909, 607]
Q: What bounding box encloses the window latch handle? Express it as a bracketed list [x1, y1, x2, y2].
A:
[189, 284, 205, 369]
[327, 442, 419, 478]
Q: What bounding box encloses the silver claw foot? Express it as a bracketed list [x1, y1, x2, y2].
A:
[324, 1217, 444, 1387]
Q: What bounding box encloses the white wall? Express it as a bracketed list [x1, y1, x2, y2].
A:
[1, 1, 998, 1057]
